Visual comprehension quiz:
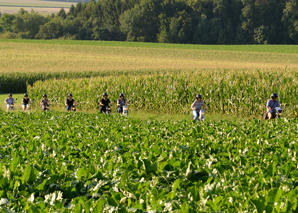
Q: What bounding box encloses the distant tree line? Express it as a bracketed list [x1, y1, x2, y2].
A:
[0, 0, 298, 44]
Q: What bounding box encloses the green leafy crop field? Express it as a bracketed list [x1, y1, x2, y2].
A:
[0, 112, 297, 212]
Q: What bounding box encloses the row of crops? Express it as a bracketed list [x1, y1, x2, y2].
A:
[0, 112, 297, 212]
[28, 69, 298, 117]
[0, 69, 163, 93]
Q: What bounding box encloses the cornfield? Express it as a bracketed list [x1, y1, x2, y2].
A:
[0, 69, 165, 93]
[27, 69, 298, 117]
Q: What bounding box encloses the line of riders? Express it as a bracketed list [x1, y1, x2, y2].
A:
[190, 92, 282, 120]
[4, 92, 282, 120]
[4, 92, 130, 115]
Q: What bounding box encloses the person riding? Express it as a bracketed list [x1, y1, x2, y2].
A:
[41, 94, 51, 111]
[191, 94, 207, 120]
[265, 93, 281, 120]
[117, 93, 129, 113]
[100, 92, 113, 113]
[65, 93, 77, 112]
[5, 93, 16, 111]
[22, 93, 32, 112]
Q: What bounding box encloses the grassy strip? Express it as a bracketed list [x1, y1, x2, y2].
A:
[1, 39, 298, 54]
[0, 93, 254, 122]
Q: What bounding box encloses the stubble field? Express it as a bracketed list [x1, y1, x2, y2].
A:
[1, 40, 298, 73]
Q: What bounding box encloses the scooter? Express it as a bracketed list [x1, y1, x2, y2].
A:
[105, 105, 111, 115]
[24, 104, 31, 112]
[199, 109, 205, 121]
[42, 104, 51, 112]
[101, 105, 111, 115]
[193, 109, 206, 121]
[275, 107, 282, 118]
[6, 104, 14, 112]
[123, 105, 128, 116]
[68, 105, 77, 112]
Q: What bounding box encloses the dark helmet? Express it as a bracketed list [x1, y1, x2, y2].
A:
[271, 93, 278, 98]
[119, 93, 124, 98]
[8, 93, 12, 97]
[103, 92, 108, 97]
[43, 94, 47, 97]
[68, 93, 72, 97]
[196, 94, 202, 99]
[24, 93, 28, 97]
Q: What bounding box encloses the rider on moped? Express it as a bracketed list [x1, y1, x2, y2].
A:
[100, 93, 113, 113]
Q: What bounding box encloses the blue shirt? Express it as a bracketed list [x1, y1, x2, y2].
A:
[5, 98, 15, 105]
[118, 99, 126, 107]
[266, 99, 280, 113]
[193, 100, 204, 112]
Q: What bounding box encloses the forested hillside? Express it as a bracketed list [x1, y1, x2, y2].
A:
[0, 0, 297, 44]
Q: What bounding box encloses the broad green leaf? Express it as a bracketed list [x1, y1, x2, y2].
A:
[22, 164, 36, 183]
[251, 196, 265, 213]
[120, 171, 128, 186]
[10, 156, 21, 173]
[186, 162, 194, 180]
[77, 168, 86, 181]
[36, 179, 48, 191]
[266, 188, 283, 204]
[94, 198, 105, 213]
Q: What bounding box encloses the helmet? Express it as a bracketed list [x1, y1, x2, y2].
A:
[8, 93, 12, 97]
[271, 93, 278, 98]
[68, 93, 72, 97]
[119, 93, 124, 98]
[196, 94, 202, 99]
[24, 93, 28, 97]
[43, 94, 47, 97]
[103, 92, 108, 97]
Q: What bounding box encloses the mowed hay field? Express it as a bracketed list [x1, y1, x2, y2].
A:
[0, 0, 71, 15]
[1, 40, 298, 74]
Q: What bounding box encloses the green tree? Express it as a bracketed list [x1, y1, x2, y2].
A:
[12, 10, 46, 38]
[282, 0, 298, 43]
[158, 10, 192, 43]
[36, 17, 63, 39]
[241, 0, 286, 44]
[74, 2, 82, 16]
[0, 13, 15, 32]
[57, 8, 67, 19]
[120, 0, 162, 42]
[69, 4, 75, 16]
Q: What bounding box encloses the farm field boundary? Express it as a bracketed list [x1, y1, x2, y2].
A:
[0, 111, 298, 212]
[1, 40, 298, 93]
[1, 39, 298, 53]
